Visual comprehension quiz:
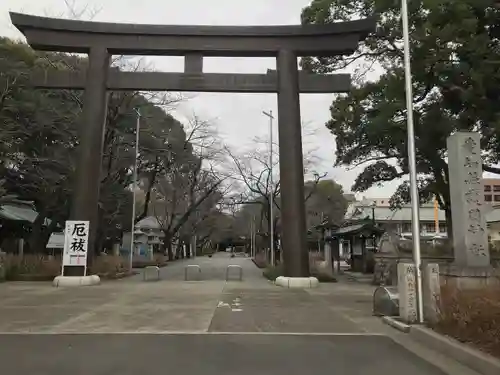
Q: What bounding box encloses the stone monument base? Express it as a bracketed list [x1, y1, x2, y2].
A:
[440, 265, 499, 290]
[275, 276, 319, 289]
[53, 275, 101, 287]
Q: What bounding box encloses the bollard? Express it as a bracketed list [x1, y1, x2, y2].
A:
[184, 265, 202, 281]
[143, 266, 160, 281]
[225, 265, 243, 281]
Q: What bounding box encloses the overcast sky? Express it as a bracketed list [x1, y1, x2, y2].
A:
[0, 0, 402, 198]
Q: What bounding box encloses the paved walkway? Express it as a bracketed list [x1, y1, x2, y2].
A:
[0, 252, 480, 375]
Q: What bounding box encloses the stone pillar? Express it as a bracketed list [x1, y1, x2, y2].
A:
[112, 243, 120, 256]
[447, 132, 490, 267]
[422, 263, 440, 324]
[18, 238, 24, 257]
[276, 49, 309, 277]
[445, 133, 496, 288]
[324, 242, 332, 270]
[68, 47, 110, 275]
[397, 262, 418, 323]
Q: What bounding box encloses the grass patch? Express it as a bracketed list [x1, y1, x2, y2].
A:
[1, 254, 60, 281]
[432, 284, 500, 359]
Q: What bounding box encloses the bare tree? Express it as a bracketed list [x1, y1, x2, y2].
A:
[151, 116, 231, 259]
[226, 124, 327, 257]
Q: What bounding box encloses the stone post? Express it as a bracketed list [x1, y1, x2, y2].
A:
[445, 132, 495, 288]
[324, 241, 333, 273]
[397, 262, 418, 323]
[422, 263, 440, 324]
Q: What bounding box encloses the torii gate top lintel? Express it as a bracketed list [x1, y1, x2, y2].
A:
[10, 12, 376, 57]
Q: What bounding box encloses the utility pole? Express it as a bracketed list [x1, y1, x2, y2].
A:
[262, 110, 275, 266]
[129, 108, 141, 271]
[249, 217, 254, 257]
[252, 215, 256, 258]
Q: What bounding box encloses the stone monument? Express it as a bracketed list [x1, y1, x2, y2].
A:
[397, 262, 418, 323]
[422, 263, 440, 323]
[445, 132, 496, 288]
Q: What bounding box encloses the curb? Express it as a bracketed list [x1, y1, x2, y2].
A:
[409, 325, 500, 375]
[381, 316, 411, 333]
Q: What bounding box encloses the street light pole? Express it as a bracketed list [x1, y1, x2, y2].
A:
[401, 0, 424, 323]
[129, 108, 141, 271]
[262, 110, 275, 266]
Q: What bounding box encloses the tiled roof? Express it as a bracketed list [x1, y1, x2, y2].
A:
[136, 216, 162, 229]
[345, 201, 446, 222]
[0, 203, 50, 224]
[347, 200, 500, 224]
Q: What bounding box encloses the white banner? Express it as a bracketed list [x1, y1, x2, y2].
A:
[62, 220, 89, 270]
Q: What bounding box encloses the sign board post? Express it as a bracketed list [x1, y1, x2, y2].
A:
[62, 220, 90, 276]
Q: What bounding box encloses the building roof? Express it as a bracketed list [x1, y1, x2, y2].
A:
[135, 216, 162, 229]
[0, 203, 51, 225]
[486, 205, 500, 223]
[345, 199, 446, 222]
[326, 221, 384, 239]
[346, 198, 500, 224]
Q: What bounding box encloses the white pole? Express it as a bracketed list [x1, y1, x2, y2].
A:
[401, 0, 424, 324]
[129, 108, 141, 271]
[262, 110, 275, 266]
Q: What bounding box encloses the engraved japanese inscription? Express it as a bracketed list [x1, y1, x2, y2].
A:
[397, 263, 418, 323]
[447, 132, 490, 267]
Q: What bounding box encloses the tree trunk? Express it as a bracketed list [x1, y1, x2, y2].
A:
[136, 164, 159, 223]
[445, 206, 453, 243]
[273, 216, 280, 264]
[38, 220, 59, 253]
[185, 238, 191, 258]
[26, 212, 48, 253]
[164, 233, 174, 261]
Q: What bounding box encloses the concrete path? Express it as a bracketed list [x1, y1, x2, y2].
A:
[132, 252, 264, 281]
[0, 252, 480, 375]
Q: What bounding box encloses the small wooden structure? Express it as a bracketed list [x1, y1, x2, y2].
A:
[325, 220, 384, 273]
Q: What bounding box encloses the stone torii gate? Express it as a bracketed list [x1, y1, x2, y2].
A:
[10, 12, 374, 278]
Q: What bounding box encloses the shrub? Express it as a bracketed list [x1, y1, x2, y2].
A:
[90, 255, 142, 279]
[91, 255, 127, 275]
[309, 257, 337, 282]
[131, 254, 168, 268]
[263, 264, 284, 281]
[311, 272, 337, 283]
[253, 252, 268, 268]
[433, 284, 500, 358]
[1, 254, 60, 280]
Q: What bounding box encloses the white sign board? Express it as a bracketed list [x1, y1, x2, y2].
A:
[62, 220, 89, 272]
